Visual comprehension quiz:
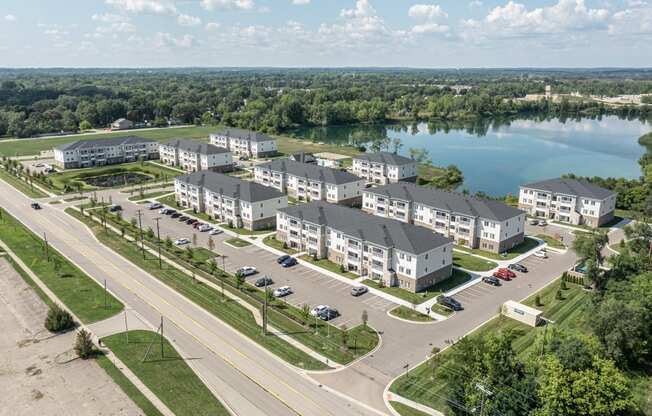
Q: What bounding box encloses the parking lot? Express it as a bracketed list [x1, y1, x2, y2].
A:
[107, 192, 398, 328]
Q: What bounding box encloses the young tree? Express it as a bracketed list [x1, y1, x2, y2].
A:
[208, 236, 215, 252]
[192, 233, 197, 247]
[301, 303, 310, 324]
[44, 304, 74, 332]
[361, 310, 368, 328]
[235, 271, 245, 290]
[74, 329, 95, 359]
[340, 324, 349, 350]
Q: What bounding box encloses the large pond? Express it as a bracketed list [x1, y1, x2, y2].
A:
[291, 116, 652, 196]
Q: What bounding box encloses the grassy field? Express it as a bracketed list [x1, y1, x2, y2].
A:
[0, 168, 49, 198]
[363, 269, 472, 305]
[535, 234, 566, 249]
[389, 306, 433, 322]
[225, 238, 251, 247]
[127, 190, 172, 202]
[455, 237, 540, 260]
[299, 255, 359, 279]
[452, 251, 497, 271]
[390, 401, 431, 416]
[390, 281, 596, 413]
[95, 353, 164, 416]
[156, 193, 181, 208]
[263, 235, 298, 254]
[102, 330, 229, 416]
[0, 208, 123, 323]
[220, 223, 275, 235]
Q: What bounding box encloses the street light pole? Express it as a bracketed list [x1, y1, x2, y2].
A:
[136, 209, 145, 259]
[154, 217, 162, 269]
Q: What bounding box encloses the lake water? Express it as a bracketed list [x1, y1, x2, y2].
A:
[292, 117, 652, 196]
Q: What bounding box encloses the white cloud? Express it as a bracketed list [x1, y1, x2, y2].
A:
[177, 14, 201, 26]
[96, 22, 136, 33]
[292, 0, 310, 4]
[608, 2, 652, 34]
[412, 23, 449, 33]
[200, 0, 255, 10]
[44, 29, 69, 36]
[91, 13, 128, 22]
[408, 4, 448, 21]
[4, 14, 16, 22]
[152, 32, 196, 48]
[105, 0, 177, 15]
[469, 0, 483, 7]
[205, 22, 221, 31]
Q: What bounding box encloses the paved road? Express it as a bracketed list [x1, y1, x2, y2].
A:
[0, 179, 380, 416]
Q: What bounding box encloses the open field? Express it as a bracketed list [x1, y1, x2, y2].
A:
[0, 208, 123, 323]
[452, 251, 497, 271]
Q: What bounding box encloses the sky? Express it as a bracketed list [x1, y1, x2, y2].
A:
[0, 0, 651, 68]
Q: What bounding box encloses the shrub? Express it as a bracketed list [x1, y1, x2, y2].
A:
[561, 280, 568, 290]
[555, 290, 564, 300]
[535, 294, 542, 307]
[74, 329, 95, 359]
[44, 304, 74, 332]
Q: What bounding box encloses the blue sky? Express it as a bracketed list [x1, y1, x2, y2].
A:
[1, 0, 651, 67]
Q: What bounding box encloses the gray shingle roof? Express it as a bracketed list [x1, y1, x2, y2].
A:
[177, 171, 285, 203]
[353, 152, 416, 166]
[366, 183, 524, 222]
[55, 136, 155, 151]
[162, 139, 229, 155]
[258, 159, 361, 185]
[289, 152, 316, 164]
[215, 128, 274, 143]
[521, 178, 615, 200]
[279, 201, 451, 255]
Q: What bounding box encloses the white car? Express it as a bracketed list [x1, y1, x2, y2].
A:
[174, 238, 191, 246]
[198, 224, 212, 232]
[273, 286, 293, 297]
[149, 202, 163, 210]
[310, 305, 329, 317]
[533, 250, 548, 258]
[209, 228, 223, 235]
[538, 220, 548, 226]
[237, 266, 257, 276]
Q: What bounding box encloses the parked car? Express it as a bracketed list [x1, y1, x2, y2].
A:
[492, 271, 512, 281]
[186, 218, 198, 225]
[534, 250, 548, 259]
[273, 286, 292, 297]
[198, 224, 212, 232]
[482, 275, 501, 286]
[178, 215, 189, 221]
[318, 308, 339, 321]
[350, 286, 368, 297]
[236, 266, 257, 276]
[171, 212, 182, 219]
[165, 209, 177, 215]
[276, 255, 291, 264]
[254, 276, 274, 287]
[30, 202, 42, 210]
[174, 238, 190, 246]
[281, 257, 298, 267]
[508, 263, 528, 273]
[209, 228, 223, 235]
[108, 204, 122, 212]
[529, 219, 539, 226]
[538, 220, 548, 226]
[310, 305, 329, 316]
[149, 202, 162, 210]
[192, 221, 202, 229]
[438, 296, 463, 311]
[496, 268, 516, 278]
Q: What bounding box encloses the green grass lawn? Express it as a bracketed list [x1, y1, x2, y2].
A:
[390, 281, 594, 413]
[225, 238, 251, 247]
[452, 251, 497, 271]
[220, 223, 275, 235]
[127, 190, 172, 202]
[389, 306, 433, 322]
[299, 255, 359, 279]
[263, 235, 298, 254]
[95, 353, 164, 416]
[390, 402, 431, 416]
[455, 237, 540, 260]
[535, 234, 566, 249]
[156, 193, 181, 208]
[363, 269, 472, 305]
[0, 168, 49, 198]
[0, 208, 123, 323]
[66, 208, 328, 370]
[102, 330, 229, 416]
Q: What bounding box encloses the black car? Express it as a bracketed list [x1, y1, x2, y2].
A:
[178, 216, 189, 221]
[482, 275, 501, 286]
[350, 286, 368, 297]
[30, 202, 41, 210]
[438, 296, 463, 311]
[171, 212, 182, 218]
[186, 218, 198, 225]
[276, 255, 291, 264]
[281, 257, 298, 268]
[508, 263, 528, 273]
[254, 276, 274, 287]
[164, 209, 177, 215]
[109, 205, 122, 212]
[318, 308, 339, 321]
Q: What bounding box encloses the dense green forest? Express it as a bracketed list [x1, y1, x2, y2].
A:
[1, 68, 651, 138]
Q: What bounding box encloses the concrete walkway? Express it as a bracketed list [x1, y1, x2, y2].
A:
[385, 393, 443, 416]
[0, 240, 175, 416]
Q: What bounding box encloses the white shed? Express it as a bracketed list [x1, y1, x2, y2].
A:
[502, 300, 542, 327]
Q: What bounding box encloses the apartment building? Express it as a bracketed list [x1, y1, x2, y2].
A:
[159, 139, 233, 173]
[175, 171, 287, 231]
[276, 201, 453, 292]
[209, 128, 277, 159]
[53, 136, 159, 169]
[254, 159, 364, 205]
[519, 178, 617, 228]
[363, 183, 525, 253]
[351, 152, 418, 185]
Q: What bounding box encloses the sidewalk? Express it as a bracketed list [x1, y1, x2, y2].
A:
[0, 240, 175, 416]
[385, 392, 443, 416]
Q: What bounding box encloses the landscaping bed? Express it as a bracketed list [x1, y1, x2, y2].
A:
[389, 306, 433, 322]
[225, 238, 251, 248]
[263, 235, 298, 254]
[299, 255, 359, 279]
[452, 251, 497, 271]
[535, 234, 566, 249]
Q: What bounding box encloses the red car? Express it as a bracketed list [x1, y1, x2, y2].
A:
[496, 268, 516, 278]
[493, 270, 512, 281]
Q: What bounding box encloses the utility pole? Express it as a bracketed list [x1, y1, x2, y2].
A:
[262, 276, 269, 335]
[154, 217, 162, 269]
[136, 209, 145, 259]
[160, 316, 164, 358]
[104, 279, 107, 309]
[124, 309, 129, 344]
[475, 382, 492, 416]
[43, 232, 49, 261]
